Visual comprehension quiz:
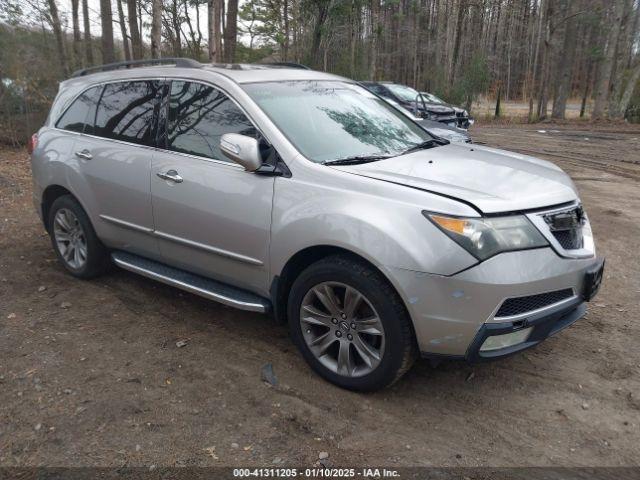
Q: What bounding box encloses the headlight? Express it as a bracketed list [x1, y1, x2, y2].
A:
[423, 213, 548, 260]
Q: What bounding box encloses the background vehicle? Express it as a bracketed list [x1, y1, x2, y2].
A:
[359, 81, 458, 127]
[381, 97, 471, 143]
[30, 60, 602, 391]
[420, 91, 473, 129]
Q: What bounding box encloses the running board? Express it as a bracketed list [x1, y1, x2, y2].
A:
[111, 251, 271, 313]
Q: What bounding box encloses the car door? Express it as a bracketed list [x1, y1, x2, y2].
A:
[70, 79, 163, 259]
[150, 80, 274, 295]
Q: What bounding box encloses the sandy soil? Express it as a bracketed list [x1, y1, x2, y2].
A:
[0, 123, 639, 468]
[472, 99, 590, 119]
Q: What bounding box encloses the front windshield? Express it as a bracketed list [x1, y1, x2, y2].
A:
[386, 84, 421, 103]
[421, 92, 445, 104]
[243, 81, 434, 163]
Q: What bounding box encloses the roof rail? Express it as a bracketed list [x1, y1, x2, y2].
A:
[263, 62, 311, 70]
[71, 57, 202, 78]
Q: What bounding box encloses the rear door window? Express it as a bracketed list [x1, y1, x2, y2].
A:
[94, 80, 162, 146]
[164, 81, 257, 162]
[55, 86, 102, 133]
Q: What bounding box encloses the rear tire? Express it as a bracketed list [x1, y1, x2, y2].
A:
[288, 254, 417, 391]
[47, 195, 110, 279]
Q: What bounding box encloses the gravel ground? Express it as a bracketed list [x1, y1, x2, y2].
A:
[0, 122, 639, 468]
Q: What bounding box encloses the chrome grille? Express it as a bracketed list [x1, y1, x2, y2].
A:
[495, 288, 574, 318]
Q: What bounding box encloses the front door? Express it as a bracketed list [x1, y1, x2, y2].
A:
[150, 80, 274, 295]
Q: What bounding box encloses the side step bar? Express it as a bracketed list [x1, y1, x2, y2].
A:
[111, 251, 271, 313]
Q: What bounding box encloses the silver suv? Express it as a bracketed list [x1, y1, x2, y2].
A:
[30, 59, 604, 391]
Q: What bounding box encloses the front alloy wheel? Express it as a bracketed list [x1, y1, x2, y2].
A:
[300, 282, 385, 377]
[288, 255, 417, 391]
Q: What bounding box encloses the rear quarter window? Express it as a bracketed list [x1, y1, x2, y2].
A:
[55, 86, 102, 133]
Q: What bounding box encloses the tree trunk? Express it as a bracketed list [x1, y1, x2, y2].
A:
[310, 0, 330, 68]
[183, 0, 200, 57]
[127, 0, 143, 59]
[195, 1, 203, 58]
[223, 0, 238, 62]
[552, 6, 577, 119]
[208, 0, 223, 61]
[71, 0, 83, 67]
[283, 0, 290, 61]
[208, 0, 215, 60]
[170, 0, 182, 56]
[450, 0, 466, 84]
[580, 61, 593, 118]
[46, 0, 70, 75]
[593, 0, 625, 119]
[100, 0, 116, 63]
[116, 0, 132, 61]
[370, 0, 380, 80]
[608, 0, 635, 118]
[82, 0, 94, 65]
[528, 0, 544, 122]
[613, 58, 640, 120]
[151, 0, 162, 58]
[536, 0, 554, 120]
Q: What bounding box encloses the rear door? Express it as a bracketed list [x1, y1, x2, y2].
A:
[71, 79, 164, 259]
[150, 80, 274, 295]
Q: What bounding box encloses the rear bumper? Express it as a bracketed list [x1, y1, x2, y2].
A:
[386, 248, 602, 357]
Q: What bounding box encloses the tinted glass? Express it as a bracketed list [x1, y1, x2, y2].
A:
[367, 84, 390, 97]
[386, 84, 421, 102]
[94, 81, 161, 145]
[166, 81, 256, 161]
[55, 86, 102, 133]
[243, 81, 432, 163]
[421, 92, 445, 104]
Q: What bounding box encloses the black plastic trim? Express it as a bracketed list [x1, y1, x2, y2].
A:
[466, 299, 586, 362]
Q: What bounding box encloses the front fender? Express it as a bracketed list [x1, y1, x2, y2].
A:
[269, 169, 478, 279]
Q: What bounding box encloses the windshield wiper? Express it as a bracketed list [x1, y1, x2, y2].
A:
[323, 155, 392, 166]
[400, 139, 443, 156]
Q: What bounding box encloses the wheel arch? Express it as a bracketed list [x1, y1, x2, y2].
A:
[41, 184, 74, 232]
[270, 244, 411, 326]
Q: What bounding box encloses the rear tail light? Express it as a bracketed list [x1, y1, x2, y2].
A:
[27, 133, 38, 155]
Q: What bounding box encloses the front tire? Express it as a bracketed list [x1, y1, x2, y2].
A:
[47, 195, 110, 279]
[288, 255, 417, 391]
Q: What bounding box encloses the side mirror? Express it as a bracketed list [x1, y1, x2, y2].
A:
[220, 133, 262, 171]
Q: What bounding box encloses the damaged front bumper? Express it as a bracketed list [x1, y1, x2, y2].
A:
[386, 248, 603, 361]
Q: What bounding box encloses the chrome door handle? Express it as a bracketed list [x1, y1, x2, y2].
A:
[157, 170, 183, 183]
[75, 149, 92, 160]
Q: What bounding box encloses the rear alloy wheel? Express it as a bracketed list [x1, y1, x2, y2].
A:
[48, 195, 110, 278]
[53, 208, 88, 270]
[300, 282, 385, 377]
[288, 255, 417, 391]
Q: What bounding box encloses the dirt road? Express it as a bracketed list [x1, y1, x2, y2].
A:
[1, 123, 639, 468]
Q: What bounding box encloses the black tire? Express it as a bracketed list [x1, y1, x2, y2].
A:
[47, 195, 111, 279]
[288, 254, 417, 391]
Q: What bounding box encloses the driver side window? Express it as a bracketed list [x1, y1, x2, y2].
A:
[166, 81, 257, 162]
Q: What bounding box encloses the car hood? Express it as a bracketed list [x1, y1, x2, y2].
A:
[330, 143, 578, 214]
